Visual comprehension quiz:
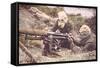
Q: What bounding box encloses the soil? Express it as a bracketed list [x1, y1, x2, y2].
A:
[19, 45, 96, 64]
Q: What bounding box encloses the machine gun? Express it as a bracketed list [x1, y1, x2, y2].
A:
[19, 29, 69, 40]
[19, 29, 72, 56]
[45, 32, 69, 39]
[42, 32, 68, 55]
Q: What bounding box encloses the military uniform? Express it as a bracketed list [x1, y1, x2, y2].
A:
[73, 25, 96, 52]
[51, 21, 73, 49]
[42, 11, 73, 56]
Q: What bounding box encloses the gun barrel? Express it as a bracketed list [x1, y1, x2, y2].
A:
[47, 32, 68, 37]
[19, 29, 69, 40]
[49, 35, 66, 39]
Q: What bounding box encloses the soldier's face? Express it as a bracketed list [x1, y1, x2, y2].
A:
[58, 19, 65, 28]
[79, 25, 91, 37]
[58, 14, 68, 28]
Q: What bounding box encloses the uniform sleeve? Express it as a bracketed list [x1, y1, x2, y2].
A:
[73, 39, 80, 46]
[72, 35, 81, 46]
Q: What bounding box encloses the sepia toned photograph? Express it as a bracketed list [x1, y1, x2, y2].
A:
[18, 3, 97, 64]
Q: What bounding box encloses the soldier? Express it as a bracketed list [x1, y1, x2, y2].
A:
[42, 11, 74, 56]
[52, 11, 73, 49]
[72, 24, 96, 52]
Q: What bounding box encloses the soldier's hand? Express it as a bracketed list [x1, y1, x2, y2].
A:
[67, 35, 73, 43]
[68, 33, 74, 38]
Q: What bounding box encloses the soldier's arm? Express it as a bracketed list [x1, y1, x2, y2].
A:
[72, 36, 81, 46]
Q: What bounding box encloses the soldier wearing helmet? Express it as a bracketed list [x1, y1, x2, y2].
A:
[72, 24, 96, 52]
[51, 11, 73, 50]
[52, 11, 73, 33]
[42, 11, 73, 56]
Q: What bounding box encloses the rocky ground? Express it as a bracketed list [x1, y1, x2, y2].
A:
[19, 45, 96, 64]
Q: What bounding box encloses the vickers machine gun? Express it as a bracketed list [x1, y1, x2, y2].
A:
[19, 29, 72, 56]
[19, 29, 69, 40]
